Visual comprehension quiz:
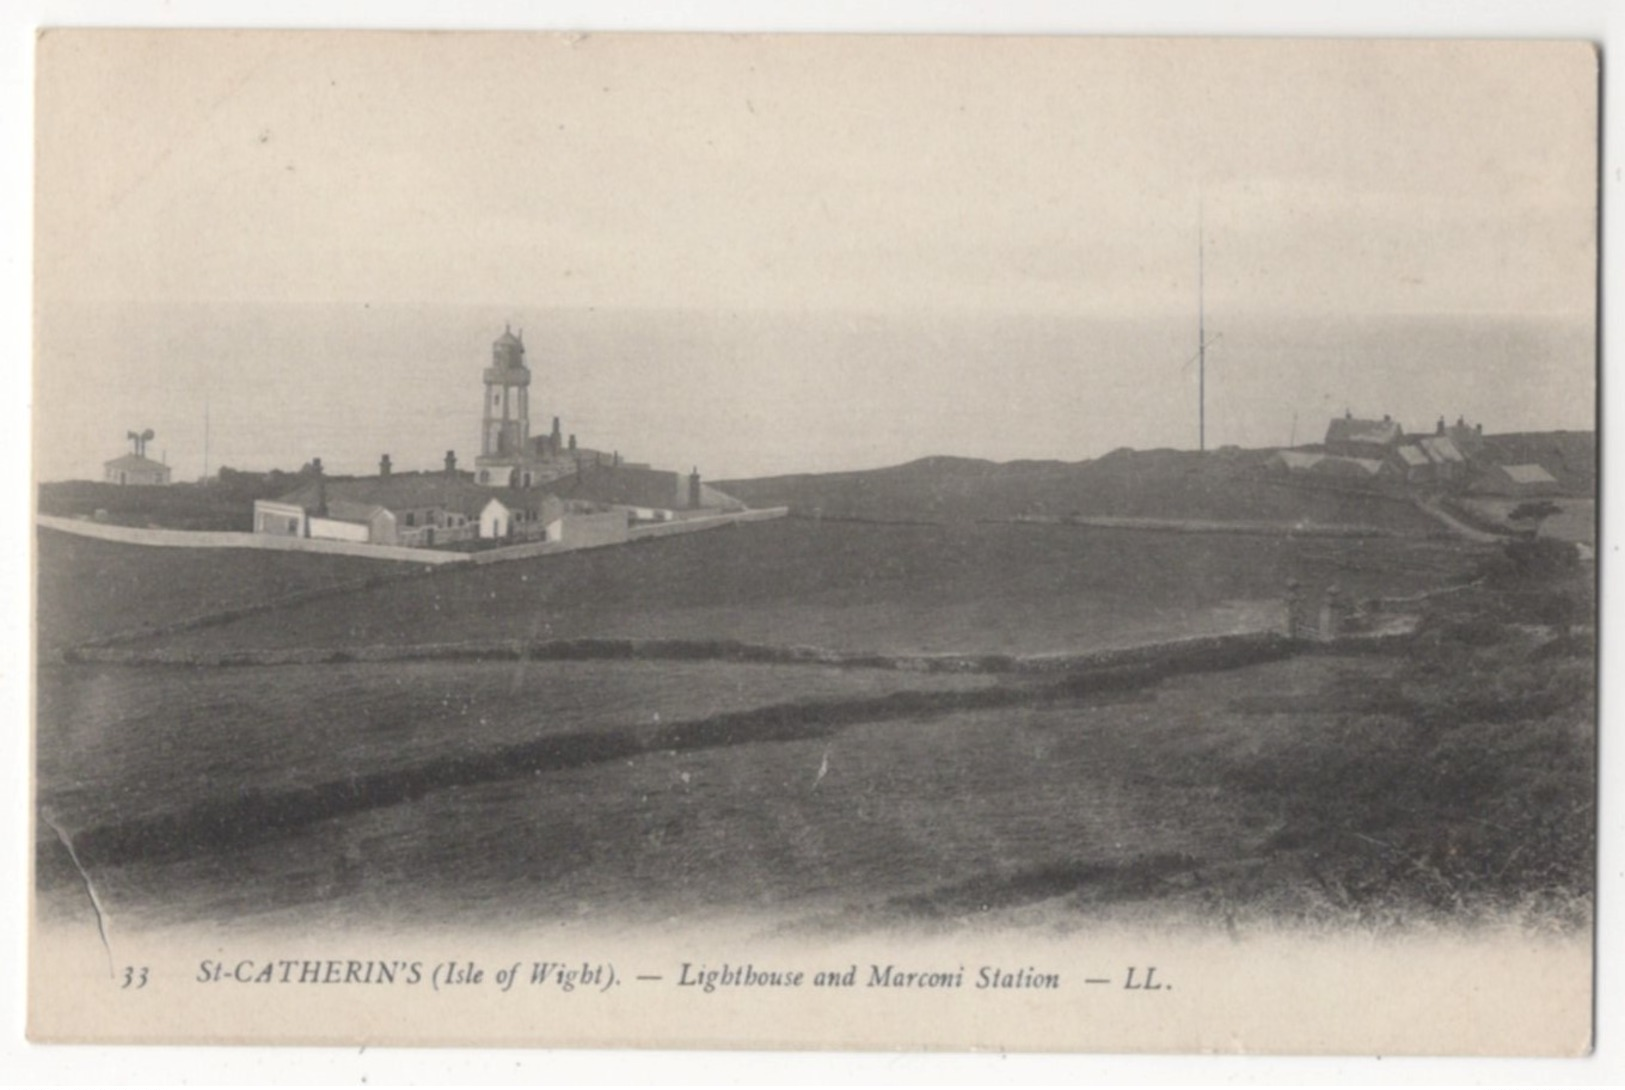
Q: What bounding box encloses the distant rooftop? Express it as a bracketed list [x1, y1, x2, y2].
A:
[103, 453, 168, 471]
[1325, 415, 1403, 448]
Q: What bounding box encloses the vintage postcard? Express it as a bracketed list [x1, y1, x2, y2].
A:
[29, 31, 1597, 1053]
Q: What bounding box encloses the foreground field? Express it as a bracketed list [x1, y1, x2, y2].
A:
[132, 519, 1479, 658]
[36, 639, 1593, 936]
[34, 516, 1588, 938]
[36, 659, 998, 836]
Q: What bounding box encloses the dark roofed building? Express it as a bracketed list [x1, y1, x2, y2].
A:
[103, 453, 172, 487]
[1324, 412, 1403, 458]
[558, 464, 688, 517]
[558, 463, 744, 519]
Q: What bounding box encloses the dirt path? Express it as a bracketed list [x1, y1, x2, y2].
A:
[1410, 497, 1508, 543]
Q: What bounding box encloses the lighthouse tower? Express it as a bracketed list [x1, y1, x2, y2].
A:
[476, 326, 533, 487]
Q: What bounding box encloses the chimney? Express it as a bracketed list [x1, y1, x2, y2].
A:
[1382, 413, 1391, 424]
[312, 457, 327, 519]
[688, 466, 702, 509]
[444, 450, 457, 479]
[1475, 422, 1483, 435]
[1436, 417, 1445, 436]
[568, 433, 577, 453]
[614, 450, 621, 467]
[379, 453, 392, 479]
[552, 416, 562, 443]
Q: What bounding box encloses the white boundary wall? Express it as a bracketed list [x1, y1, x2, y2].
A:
[628, 506, 787, 540]
[37, 506, 788, 565]
[36, 515, 472, 565]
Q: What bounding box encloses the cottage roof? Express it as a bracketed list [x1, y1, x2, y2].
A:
[1325, 417, 1403, 448]
[1313, 455, 1386, 477]
[1273, 450, 1324, 472]
[1418, 436, 1465, 464]
[1394, 445, 1430, 467]
[322, 500, 388, 525]
[1502, 463, 1558, 485]
[103, 453, 168, 472]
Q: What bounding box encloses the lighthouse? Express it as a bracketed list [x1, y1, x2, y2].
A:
[475, 325, 534, 487]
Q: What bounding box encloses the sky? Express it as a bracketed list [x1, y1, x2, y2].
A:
[32, 32, 1598, 481]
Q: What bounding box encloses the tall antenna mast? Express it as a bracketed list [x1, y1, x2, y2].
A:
[1198, 199, 1206, 454]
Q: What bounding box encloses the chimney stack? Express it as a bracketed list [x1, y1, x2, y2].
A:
[444, 450, 457, 479]
[568, 433, 577, 453]
[689, 466, 702, 509]
[312, 457, 327, 519]
[1436, 417, 1445, 436]
[380, 453, 392, 479]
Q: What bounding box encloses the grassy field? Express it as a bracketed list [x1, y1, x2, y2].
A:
[34, 528, 405, 651]
[37, 632, 1593, 935]
[34, 513, 1588, 937]
[720, 449, 1447, 532]
[36, 659, 1000, 838]
[133, 519, 1480, 658]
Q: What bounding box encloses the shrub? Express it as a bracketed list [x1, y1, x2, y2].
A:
[1499, 537, 1578, 580]
[1508, 500, 1561, 522]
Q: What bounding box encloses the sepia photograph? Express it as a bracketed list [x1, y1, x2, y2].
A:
[25, 26, 1599, 1056]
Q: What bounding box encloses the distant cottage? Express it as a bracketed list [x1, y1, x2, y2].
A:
[1278, 408, 1577, 498]
[1324, 411, 1403, 458]
[1471, 463, 1560, 497]
[104, 428, 171, 486]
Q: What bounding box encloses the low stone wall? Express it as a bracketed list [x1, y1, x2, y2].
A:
[629, 506, 788, 540]
[69, 627, 1300, 677]
[1037, 514, 1403, 539]
[467, 538, 564, 565]
[36, 515, 473, 565]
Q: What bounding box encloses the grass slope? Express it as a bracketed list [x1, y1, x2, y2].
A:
[140, 519, 1480, 658]
[35, 528, 405, 651]
[720, 448, 1442, 531]
[38, 631, 1592, 933]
